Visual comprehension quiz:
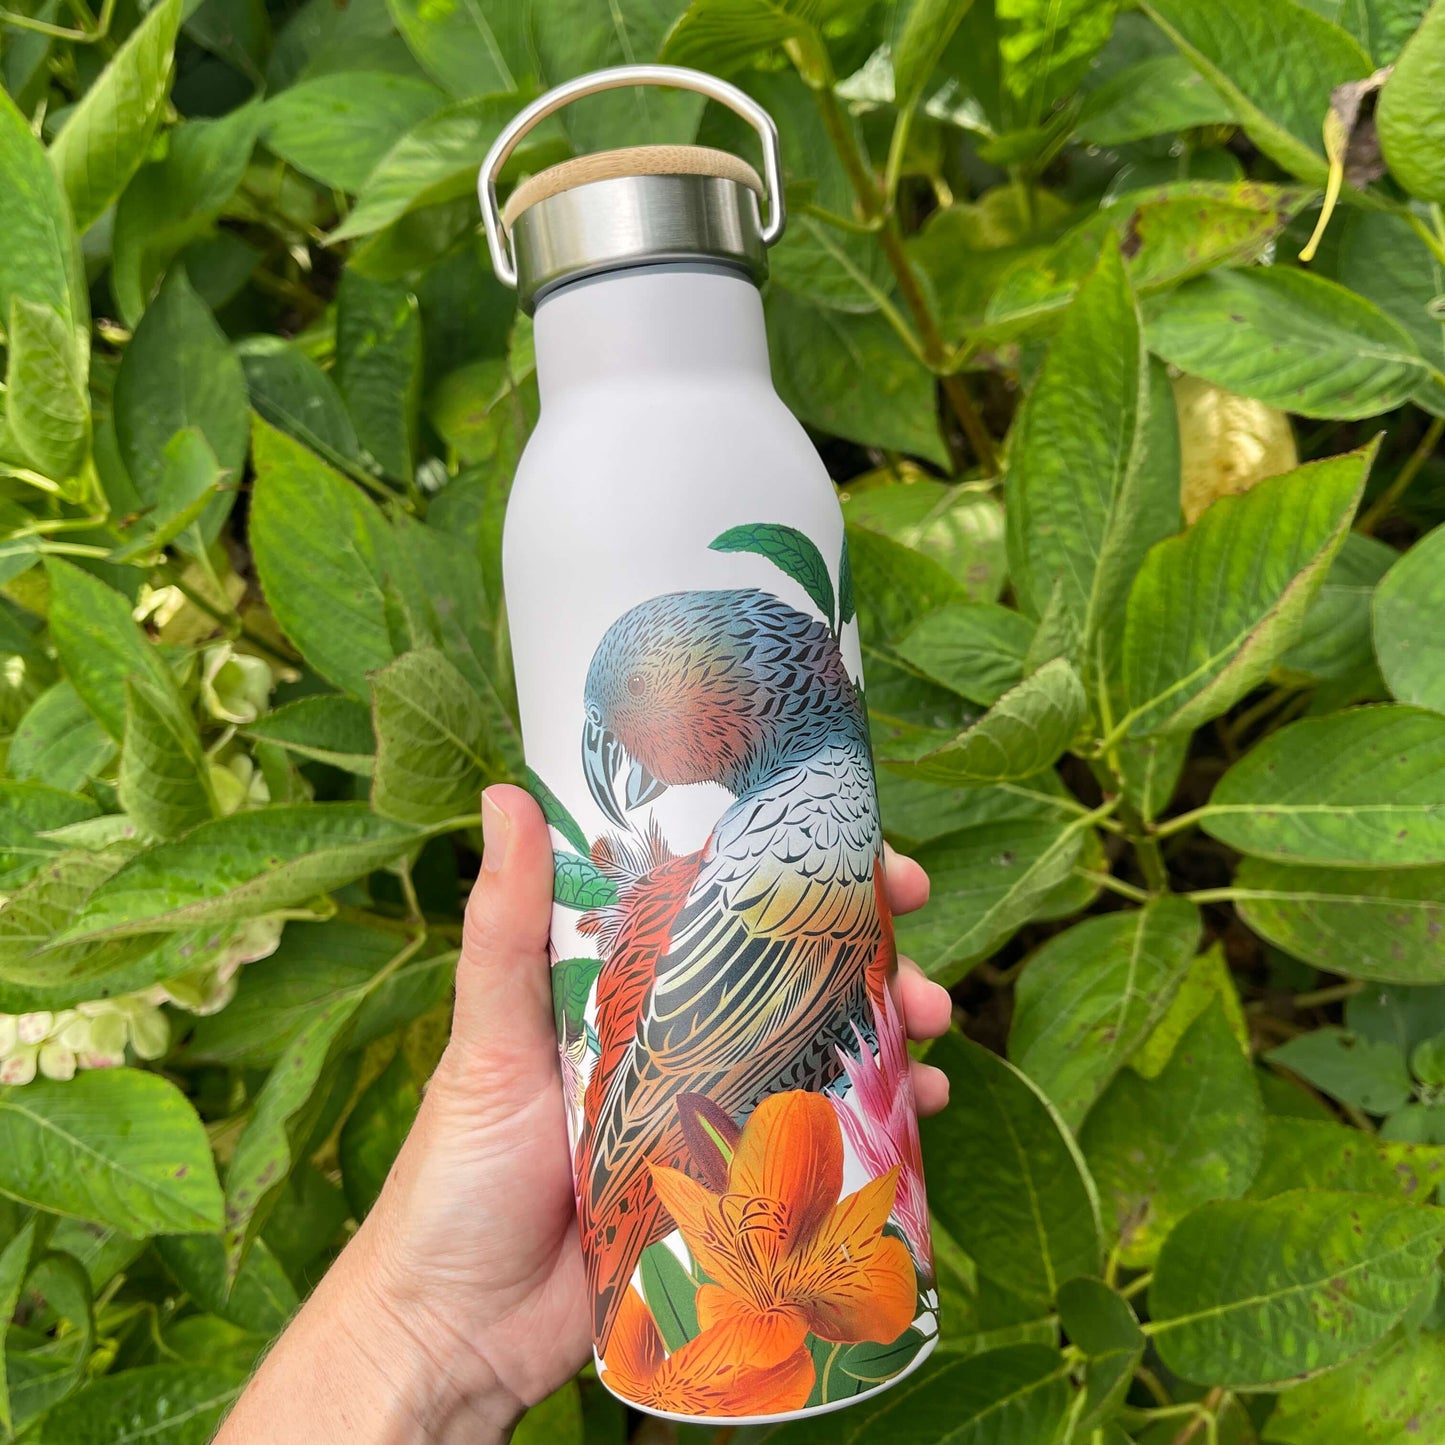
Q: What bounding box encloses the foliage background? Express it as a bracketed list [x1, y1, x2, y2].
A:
[3, 0, 1445, 1437]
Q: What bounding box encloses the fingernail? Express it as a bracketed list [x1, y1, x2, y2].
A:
[481, 791, 510, 873]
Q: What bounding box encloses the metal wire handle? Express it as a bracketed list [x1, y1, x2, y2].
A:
[478, 64, 786, 289]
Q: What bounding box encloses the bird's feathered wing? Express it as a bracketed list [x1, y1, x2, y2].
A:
[577, 744, 885, 1351]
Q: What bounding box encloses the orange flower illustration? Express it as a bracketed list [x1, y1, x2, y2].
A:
[650, 1090, 918, 1352]
[600, 1285, 814, 1416]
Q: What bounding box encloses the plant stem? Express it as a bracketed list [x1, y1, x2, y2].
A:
[1291, 980, 1365, 1009]
[1152, 805, 1214, 840]
[1121, 1271, 1153, 1300]
[1076, 869, 1152, 904]
[1133, 1366, 1174, 1409]
[1118, 798, 1169, 892]
[1185, 887, 1249, 905]
[799, 44, 1000, 476]
[1170, 1387, 1225, 1445]
[1359, 414, 1445, 533]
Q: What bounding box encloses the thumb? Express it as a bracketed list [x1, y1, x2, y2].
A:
[445, 783, 557, 1101]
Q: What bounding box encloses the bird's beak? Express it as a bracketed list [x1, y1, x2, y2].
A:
[582, 715, 629, 828]
[625, 760, 667, 811]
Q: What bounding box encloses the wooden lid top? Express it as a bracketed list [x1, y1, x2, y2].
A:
[502, 145, 765, 229]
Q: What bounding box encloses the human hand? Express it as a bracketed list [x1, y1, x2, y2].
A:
[218, 784, 952, 1444]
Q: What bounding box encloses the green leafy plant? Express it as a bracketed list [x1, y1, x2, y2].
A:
[3, 0, 1445, 1437]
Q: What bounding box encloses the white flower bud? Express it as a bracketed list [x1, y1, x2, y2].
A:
[201, 645, 273, 725]
[17, 1012, 52, 1045]
[127, 1005, 171, 1061]
[1, 1047, 38, 1085]
[39, 1044, 77, 1081]
[0, 1015, 17, 1054]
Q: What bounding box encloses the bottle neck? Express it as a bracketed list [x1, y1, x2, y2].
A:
[531, 263, 772, 403]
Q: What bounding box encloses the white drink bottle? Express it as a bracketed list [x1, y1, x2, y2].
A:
[481, 66, 937, 1425]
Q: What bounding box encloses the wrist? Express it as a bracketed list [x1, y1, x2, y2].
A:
[218, 1218, 521, 1445]
[337, 1214, 525, 1444]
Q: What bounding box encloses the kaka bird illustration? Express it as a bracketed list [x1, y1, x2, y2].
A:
[574, 587, 892, 1354]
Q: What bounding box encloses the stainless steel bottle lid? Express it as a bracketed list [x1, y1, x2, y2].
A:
[480, 66, 786, 313]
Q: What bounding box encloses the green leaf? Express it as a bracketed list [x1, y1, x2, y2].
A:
[879, 657, 1086, 783]
[1267, 1028, 1414, 1113]
[261, 72, 445, 192]
[339, 1048, 419, 1219]
[1280, 530, 1397, 682]
[1145, 269, 1428, 420]
[661, 0, 814, 73]
[1011, 897, 1202, 1128]
[0, 1218, 36, 1435]
[710, 523, 836, 626]
[0, 86, 85, 330]
[921, 1030, 1103, 1303]
[0, 781, 99, 888]
[1055, 1277, 1143, 1430]
[7, 1251, 94, 1430]
[524, 770, 589, 856]
[110, 429, 227, 562]
[237, 337, 361, 467]
[249, 416, 404, 698]
[1076, 54, 1237, 144]
[111, 104, 262, 327]
[893, 602, 1033, 707]
[998, 0, 1119, 116]
[44, 557, 185, 741]
[1377, 0, 1445, 202]
[893, 0, 979, 112]
[242, 696, 375, 775]
[551, 958, 602, 1036]
[160, 1315, 268, 1374]
[898, 817, 1090, 982]
[155, 1234, 298, 1335]
[47, 0, 183, 234]
[60, 804, 424, 942]
[385, 0, 522, 95]
[1149, 1190, 1445, 1388]
[1375, 521, 1445, 713]
[329, 95, 516, 242]
[772, 1346, 1070, 1445]
[1203, 707, 1445, 867]
[1005, 243, 1177, 661]
[1081, 998, 1263, 1268]
[553, 851, 618, 911]
[36, 1364, 246, 1445]
[530, 0, 701, 154]
[0, 858, 267, 1014]
[1328, 209, 1445, 414]
[512, 1382, 584, 1445]
[336, 270, 421, 484]
[1235, 856, 1445, 984]
[1122, 446, 1372, 735]
[986, 185, 1310, 338]
[0, 1071, 222, 1235]
[639, 1242, 700, 1351]
[5, 297, 89, 485]
[1249, 1116, 1445, 1201]
[1264, 1326, 1445, 1443]
[371, 647, 490, 826]
[224, 990, 366, 1272]
[844, 479, 1007, 605]
[113, 267, 248, 545]
[766, 290, 947, 466]
[1142, 0, 1373, 184]
[118, 679, 214, 841]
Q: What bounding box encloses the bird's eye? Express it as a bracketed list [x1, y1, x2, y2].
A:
[626, 672, 646, 697]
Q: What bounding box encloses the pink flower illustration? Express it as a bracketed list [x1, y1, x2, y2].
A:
[832, 987, 933, 1280]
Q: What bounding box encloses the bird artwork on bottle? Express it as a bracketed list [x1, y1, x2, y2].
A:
[533, 526, 933, 1408]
